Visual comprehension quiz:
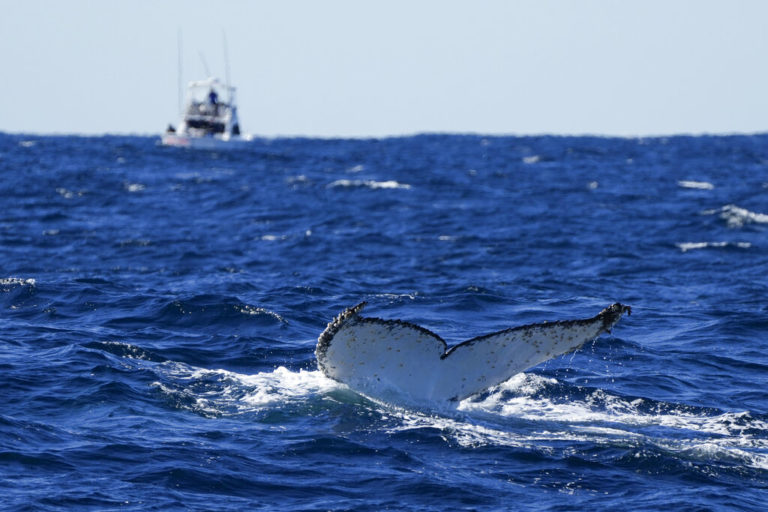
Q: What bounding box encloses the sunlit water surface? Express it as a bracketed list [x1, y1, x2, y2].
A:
[1, 133, 767, 510]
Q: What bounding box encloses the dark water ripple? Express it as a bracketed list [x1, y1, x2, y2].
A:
[1, 133, 767, 510]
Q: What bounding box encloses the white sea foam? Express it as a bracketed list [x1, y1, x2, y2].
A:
[390, 411, 534, 449]
[236, 304, 286, 322]
[287, 174, 309, 185]
[705, 204, 768, 228]
[678, 180, 714, 190]
[154, 364, 768, 468]
[373, 292, 419, 301]
[155, 364, 342, 414]
[205, 366, 768, 442]
[0, 277, 36, 287]
[659, 440, 768, 471]
[125, 183, 146, 193]
[239, 368, 342, 407]
[261, 234, 287, 241]
[676, 241, 752, 252]
[458, 375, 767, 436]
[407, 375, 767, 470]
[327, 179, 411, 190]
[56, 187, 76, 199]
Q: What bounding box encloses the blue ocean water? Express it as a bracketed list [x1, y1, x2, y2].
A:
[1, 132, 767, 511]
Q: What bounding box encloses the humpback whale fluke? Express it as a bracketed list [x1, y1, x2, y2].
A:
[316, 302, 631, 404]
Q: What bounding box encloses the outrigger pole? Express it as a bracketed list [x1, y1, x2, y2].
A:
[198, 51, 211, 78]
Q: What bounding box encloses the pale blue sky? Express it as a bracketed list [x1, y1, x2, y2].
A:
[3, 0, 767, 137]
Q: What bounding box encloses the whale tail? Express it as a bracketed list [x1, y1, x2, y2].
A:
[316, 302, 631, 404]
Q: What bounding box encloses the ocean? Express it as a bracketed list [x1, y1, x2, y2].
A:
[1, 132, 766, 511]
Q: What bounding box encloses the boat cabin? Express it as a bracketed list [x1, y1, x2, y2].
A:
[176, 77, 241, 138]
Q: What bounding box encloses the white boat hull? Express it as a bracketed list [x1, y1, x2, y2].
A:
[161, 133, 253, 150]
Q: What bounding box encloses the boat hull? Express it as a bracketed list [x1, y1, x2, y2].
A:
[161, 133, 253, 150]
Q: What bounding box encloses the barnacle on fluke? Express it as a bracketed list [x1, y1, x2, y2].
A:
[316, 303, 631, 404]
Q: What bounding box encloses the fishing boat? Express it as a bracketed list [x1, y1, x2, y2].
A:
[162, 77, 252, 149]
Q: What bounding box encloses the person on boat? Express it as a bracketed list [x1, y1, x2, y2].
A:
[208, 88, 218, 105]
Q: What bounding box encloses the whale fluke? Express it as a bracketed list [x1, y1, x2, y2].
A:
[316, 302, 631, 403]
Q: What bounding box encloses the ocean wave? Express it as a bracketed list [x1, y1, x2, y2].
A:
[397, 373, 768, 470]
[239, 367, 341, 408]
[457, 374, 768, 436]
[150, 363, 768, 472]
[0, 277, 36, 293]
[522, 155, 542, 164]
[326, 179, 411, 190]
[163, 363, 762, 444]
[104, 296, 286, 330]
[124, 182, 146, 193]
[152, 364, 342, 416]
[678, 180, 714, 190]
[0, 277, 36, 287]
[84, 341, 168, 363]
[676, 241, 752, 252]
[705, 205, 768, 228]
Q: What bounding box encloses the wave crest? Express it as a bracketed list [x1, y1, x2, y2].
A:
[706, 205, 768, 228]
[0, 277, 36, 288]
[676, 241, 752, 252]
[327, 179, 411, 190]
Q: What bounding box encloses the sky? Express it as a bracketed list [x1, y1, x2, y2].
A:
[3, 0, 768, 137]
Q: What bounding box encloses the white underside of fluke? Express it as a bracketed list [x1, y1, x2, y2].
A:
[316, 303, 630, 404]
